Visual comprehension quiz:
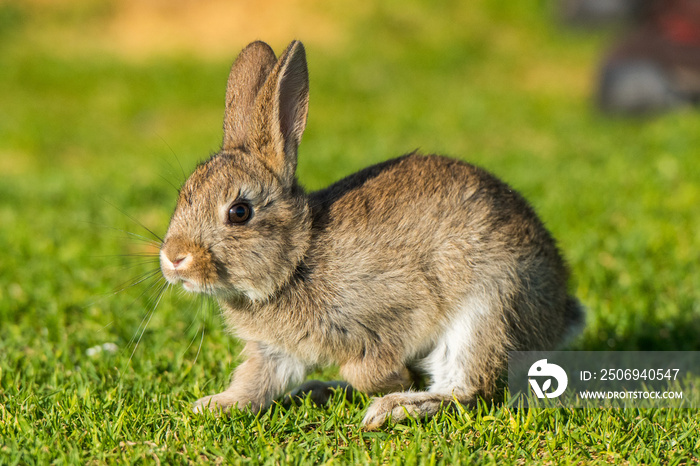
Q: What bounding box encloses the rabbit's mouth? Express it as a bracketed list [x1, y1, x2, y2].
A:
[160, 237, 222, 294]
[163, 272, 209, 294]
[180, 278, 198, 292]
[160, 250, 207, 293]
[161, 269, 202, 293]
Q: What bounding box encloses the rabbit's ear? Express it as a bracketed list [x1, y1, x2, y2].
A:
[249, 40, 309, 186]
[222, 41, 277, 150]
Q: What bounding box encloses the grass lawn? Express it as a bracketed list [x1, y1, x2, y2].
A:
[1, 0, 699, 463]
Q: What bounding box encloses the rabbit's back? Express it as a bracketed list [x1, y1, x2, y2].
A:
[308, 153, 569, 300]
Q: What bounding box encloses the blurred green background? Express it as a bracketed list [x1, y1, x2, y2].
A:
[0, 0, 699, 461]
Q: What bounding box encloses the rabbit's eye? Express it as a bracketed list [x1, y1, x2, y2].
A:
[228, 202, 252, 224]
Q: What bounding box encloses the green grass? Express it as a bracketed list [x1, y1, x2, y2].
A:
[1, 0, 699, 463]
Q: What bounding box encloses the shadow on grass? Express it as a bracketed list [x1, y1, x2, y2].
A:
[575, 311, 700, 351]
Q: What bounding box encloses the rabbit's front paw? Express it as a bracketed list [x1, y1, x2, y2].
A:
[193, 393, 245, 414]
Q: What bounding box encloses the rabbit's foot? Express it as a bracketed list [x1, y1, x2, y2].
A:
[361, 392, 449, 430]
[193, 392, 255, 414]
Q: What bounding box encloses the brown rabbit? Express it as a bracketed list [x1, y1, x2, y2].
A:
[159, 40, 583, 430]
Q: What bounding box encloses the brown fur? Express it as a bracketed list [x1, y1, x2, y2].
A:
[159, 40, 584, 430]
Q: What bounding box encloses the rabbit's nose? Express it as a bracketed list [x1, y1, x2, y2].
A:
[161, 249, 193, 270]
[171, 256, 185, 268]
[170, 254, 192, 269]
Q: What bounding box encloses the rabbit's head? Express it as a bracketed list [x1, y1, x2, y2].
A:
[160, 41, 311, 302]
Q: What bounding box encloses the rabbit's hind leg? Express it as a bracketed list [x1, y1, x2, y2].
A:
[361, 390, 466, 430]
[360, 361, 477, 431]
[361, 295, 506, 430]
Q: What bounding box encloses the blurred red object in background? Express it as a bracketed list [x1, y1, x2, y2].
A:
[562, 0, 700, 113]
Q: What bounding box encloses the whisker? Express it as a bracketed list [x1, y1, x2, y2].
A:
[192, 326, 205, 367]
[206, 236, 230, 252]
[121, 279, 169, 378]
[156, 133, 188, 184]
[82, 220, 163, 248]
[99, 196, 165, 244]
[159, 174, 180, 194]
[119, 233, 162, 248]
[182, 325, 200, 355]
[97, 321, 114, 333]
[99, 261, 160, 275]
[182, 296, 204, 335]
[120, 276, 167, 347]
[96, 256, 161, 270]
[95, 253, 160, 259]
[111, 269, 163, 296]
[82, 267, 162, 309]
[181, 300, 206, 358]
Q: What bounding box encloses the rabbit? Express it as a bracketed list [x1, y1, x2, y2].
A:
[159, 40, 584, 430]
